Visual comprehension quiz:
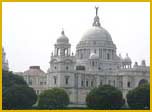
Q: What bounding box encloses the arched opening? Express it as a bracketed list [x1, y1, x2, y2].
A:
[57, 48, 60, 56]
[127, 81, 131, 88]
[53, 76, 57, 85]
[86, 80, 89, 87]
[64, 48, 68, 56]
[66, 66, 69, 70]
[92, 61, 94, 66]
[65, 76, 70, 85]
[107, 53, 110, 60]
[138, 79, 148, 86]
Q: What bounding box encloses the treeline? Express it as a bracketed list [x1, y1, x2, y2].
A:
[2, 70, 150, 110]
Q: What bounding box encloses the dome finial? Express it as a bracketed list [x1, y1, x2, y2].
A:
[61, 28, 64, 35]
[95, 6, 99, 16]
[93, 6, 101, 27]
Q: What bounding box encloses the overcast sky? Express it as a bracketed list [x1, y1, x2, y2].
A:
[2, 2, 150, 72]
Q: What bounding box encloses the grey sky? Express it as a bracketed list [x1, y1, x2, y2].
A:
[2, 2, 150, 72]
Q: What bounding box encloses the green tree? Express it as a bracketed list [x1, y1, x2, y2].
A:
[2, 70, 37, 109]
[38, 88, 69, 109]
[3, 85, 37, 109]
[127, 83, 150, 109]
[86, 85, 124, 109]
[2, 70, 27, 89]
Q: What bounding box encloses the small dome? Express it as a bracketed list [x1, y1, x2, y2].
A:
[141, 60, 146, 66]
[57, 30, 69, 44]
[123, 53, 132, 62]
[133, 62, 138, 68]
[89, 53, 99, 59]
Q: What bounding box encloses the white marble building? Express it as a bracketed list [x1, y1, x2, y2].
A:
[47, 7, 150, 104]
[10, 7, 149, 105]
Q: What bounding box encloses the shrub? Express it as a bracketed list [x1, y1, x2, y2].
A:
[127, 83, 150, 109]
[38, 88, 69, 109]
[86, 85, 124, 109]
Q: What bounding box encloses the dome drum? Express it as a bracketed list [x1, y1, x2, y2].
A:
[55, 43, 71, 47]
[77, 40, 115, 47]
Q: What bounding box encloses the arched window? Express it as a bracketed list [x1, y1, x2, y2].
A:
[92, 61, 94, 66]
[107, 53, 110, 60]
[53, 76, 57, 85]
[66, 66, 69, 70]
[65, 76, 70, 85]
[91, 80, 94, 87]
[81, 80, 84, 87]
[127, 81, 131, 88]
[86, 80, 89, 87]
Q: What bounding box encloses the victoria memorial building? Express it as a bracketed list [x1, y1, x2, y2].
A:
[3, 7, 150, 105]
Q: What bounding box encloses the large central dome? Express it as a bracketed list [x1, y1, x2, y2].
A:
[76, 7, 117, 62]
[79, 7, 113, 43]
[81, 26, 112, 42]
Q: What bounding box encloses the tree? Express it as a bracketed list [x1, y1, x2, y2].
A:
[3, 85, 37, 109]
[2, 70, 37, 109]
[38, 88, 69, 109]
[86, 85, 124, 109]
[2, 70, 27, 89]
[126, 83, 150, 109]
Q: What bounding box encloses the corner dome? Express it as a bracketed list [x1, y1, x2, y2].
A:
[81, 26, 112, 42]
[123, 53, 132, 62]
[57, 30, 69, 44]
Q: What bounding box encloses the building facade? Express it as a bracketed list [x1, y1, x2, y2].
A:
[47, 7, 150, 104]
[12, 7, 150, 105]
[18, 66, 48, 95]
